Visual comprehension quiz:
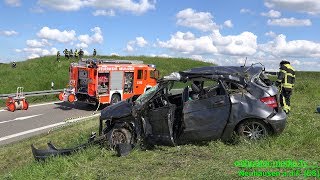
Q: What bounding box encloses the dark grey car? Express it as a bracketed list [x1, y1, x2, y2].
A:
[100, 65, 287, 147]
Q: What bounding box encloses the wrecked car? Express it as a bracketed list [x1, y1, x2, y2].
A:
[32, 65, 287, 159]
[101, 65, 287, 148]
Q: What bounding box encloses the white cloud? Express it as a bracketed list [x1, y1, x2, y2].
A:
[92, 9, 115, 16]
[211, 30, 257, 56]
[125, 37, 148, 52]
[223, 20, 233, 28]
[158, 30, 258, 57]
[26, 39, 51, 47]
[20, 47, 58, 59]
[110, 52, 119, 56]
[0, 30, 18, 36]
[267, 18, 312, 26]
[264, 0, 320, 15]
[37, 27, 76, 43]
[176, 8, 219, 32]
[150, 54, 171, 58]
[191, 55, 203, 60]
[265, 31, 277, 38]
[28, 53, 40, 59]
[259, 34, 320, 58]
[240, 8, 254, 14]
[76, 42, 88, 49]
[38, 0, 155, 14]
[135, 37, 148, 47]
[261, 9, 281, 18]
[5, 0, 21, 7]
[38, 0, 86, 11]
[89, 0, 155, 14]
[125, 42, 135, 52]
[78, 27, 103, 45]
[158, 31, 218, 55]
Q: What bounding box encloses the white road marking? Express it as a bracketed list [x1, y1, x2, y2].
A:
[0, 122, 65, 142]
[0, 113, 100, 143]
[29, 101, 61, 108]
[0, 114, 43, 124]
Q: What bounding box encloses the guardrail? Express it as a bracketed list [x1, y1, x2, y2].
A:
[0, 89, 63, 99]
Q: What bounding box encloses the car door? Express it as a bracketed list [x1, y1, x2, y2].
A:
[179, 83, 231, 142]
[145, 92, 176, 146]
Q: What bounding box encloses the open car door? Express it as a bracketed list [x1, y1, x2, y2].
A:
[144, 91, 176, 146]
[179, 81, 231, 143]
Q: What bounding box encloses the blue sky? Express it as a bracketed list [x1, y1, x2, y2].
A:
[1, 0, 320, 71]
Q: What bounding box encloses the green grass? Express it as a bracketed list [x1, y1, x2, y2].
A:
[0, 55, 212, 107]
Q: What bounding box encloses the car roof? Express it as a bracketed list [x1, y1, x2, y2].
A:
[162, 65, 263, 84]
[181, 66, 263, 77]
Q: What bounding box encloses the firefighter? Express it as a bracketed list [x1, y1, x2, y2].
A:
[69, 49, 73, 58]
[12, 61, 16, 68]
[79, 48, 84, 59]
[93, 48, 97, 57]
[74, 49, 78, 58]
[56, 51, 60, 62]
[276, 60, 295, 114]
[63, 48, 69, 59]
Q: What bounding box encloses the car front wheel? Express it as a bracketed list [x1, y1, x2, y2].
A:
[107, 127, 132, 149]
[237, 120, 269, 140]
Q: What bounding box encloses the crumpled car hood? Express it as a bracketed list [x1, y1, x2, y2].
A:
[100, 100, 133, 120]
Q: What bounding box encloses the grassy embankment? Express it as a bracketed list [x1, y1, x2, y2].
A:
[0, 55, 210, 107]
[0, 56, 319, 179]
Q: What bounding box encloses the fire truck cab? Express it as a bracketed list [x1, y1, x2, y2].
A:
[59, 59, 159, 105]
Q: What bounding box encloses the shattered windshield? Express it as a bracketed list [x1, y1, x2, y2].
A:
[135, 84, 160, 106]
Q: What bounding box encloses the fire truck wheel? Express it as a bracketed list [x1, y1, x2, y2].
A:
[111, 94, 121, 105]
[23, 100, 29, 110]
[58, 92, 64, 101]
[7, 103, 16, 112]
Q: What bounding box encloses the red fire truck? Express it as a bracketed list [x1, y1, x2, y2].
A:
[59, 59, 159, 105]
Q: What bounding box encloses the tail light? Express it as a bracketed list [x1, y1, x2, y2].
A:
[260, 96, 278, 108]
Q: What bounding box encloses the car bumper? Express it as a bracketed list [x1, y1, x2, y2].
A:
[266, 110, 287, 134]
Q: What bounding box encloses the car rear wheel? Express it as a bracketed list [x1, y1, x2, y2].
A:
[237, 119, 269, 140]
[107, 127, 132, 149]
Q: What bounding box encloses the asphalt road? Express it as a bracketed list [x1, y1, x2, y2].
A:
[0, 101, 100, 146]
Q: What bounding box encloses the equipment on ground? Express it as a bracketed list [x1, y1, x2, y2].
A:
[58, 59, 159, 105]
[5, 87, 29, 112]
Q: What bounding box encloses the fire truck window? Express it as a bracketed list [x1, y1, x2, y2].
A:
[137, 70, 143, 79]
[124, 72, 134, 93]
[144, 70, 147, 80]
[98, 73, 109, 94]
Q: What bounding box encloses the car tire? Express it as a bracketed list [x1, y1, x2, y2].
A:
[107, 127, 132, 149]
[237, 119, 269, 140]
[110, 94, 121, 105]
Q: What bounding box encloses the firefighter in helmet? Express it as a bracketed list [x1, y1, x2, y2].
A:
[275, 60, 295, 114]
[56, 51, 60, 62]
[93, 48, 97, 57]
[12, 61, 17, 68]
[79, 48, 84, 59]
[74, 49, 78, 58]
